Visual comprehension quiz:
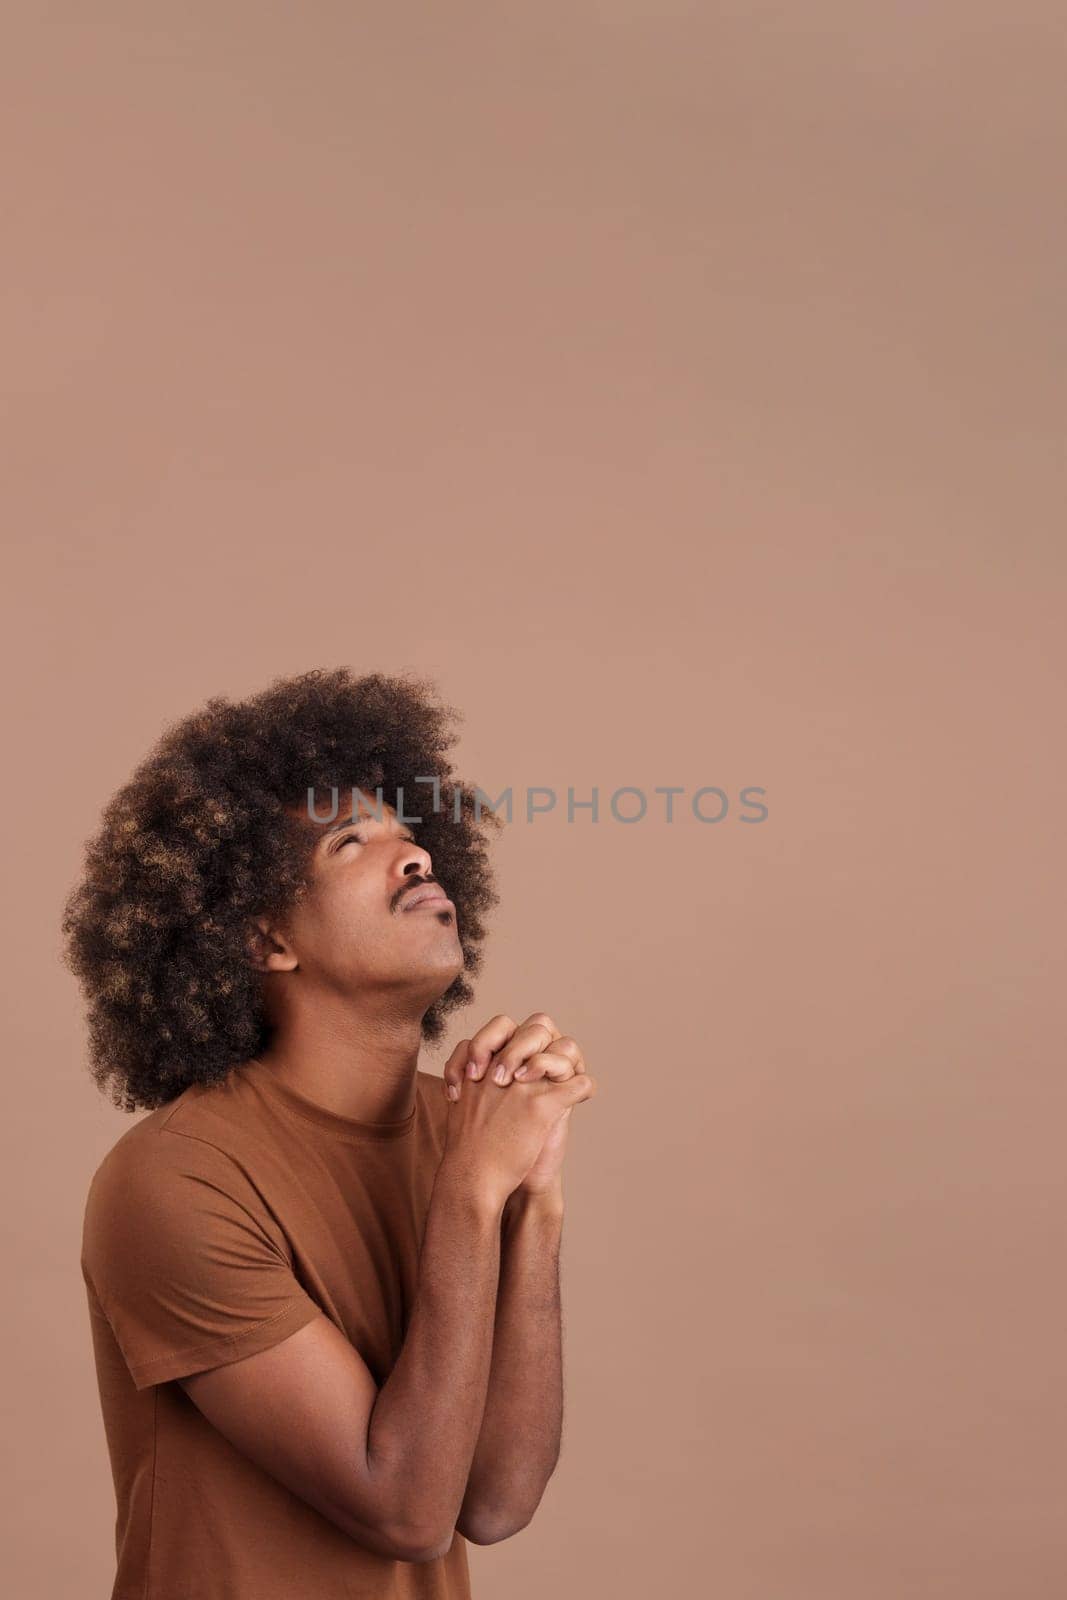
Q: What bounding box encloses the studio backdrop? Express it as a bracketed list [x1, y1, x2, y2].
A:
[3, 6, 1064, 1599]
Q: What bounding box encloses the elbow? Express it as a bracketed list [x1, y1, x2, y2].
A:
[388, 1522, 459, 1565]
[332, 1507, 455, 1565]
[390, 1498, 537, 1555]
[395, 1533, 457, 1564]
[457, 1507, 534, 1546]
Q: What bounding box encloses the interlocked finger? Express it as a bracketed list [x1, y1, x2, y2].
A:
[442, 1013, 580, 1102]
[506, 1035, 584, 1085]
[488, 1048, 572, 1087]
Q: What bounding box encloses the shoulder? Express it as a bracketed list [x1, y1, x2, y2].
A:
[90, 1062, 278, 1182]
[85, 1099, 189, 1194]
[84, 1083, 255, 1225]
[81, 1089, 284, 1299]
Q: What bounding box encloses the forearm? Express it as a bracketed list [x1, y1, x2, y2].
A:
[458, 1185, 565, 1543]
[364, 1161, 504, 1554]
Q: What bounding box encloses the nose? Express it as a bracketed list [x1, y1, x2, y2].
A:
[396, 838, 435, 885]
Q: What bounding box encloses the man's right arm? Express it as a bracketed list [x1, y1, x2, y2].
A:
[174, 1069, 596, 1560]
[179, 1161, 503, 1563]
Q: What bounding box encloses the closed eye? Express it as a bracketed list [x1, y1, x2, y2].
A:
[334, 829, 418, 850]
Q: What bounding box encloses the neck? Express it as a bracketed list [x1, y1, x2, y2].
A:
[252, 989, 427, 1124]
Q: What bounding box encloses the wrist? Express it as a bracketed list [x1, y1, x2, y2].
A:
[504, 1183, 565, 1226]
[434, 1157, 506, 1223]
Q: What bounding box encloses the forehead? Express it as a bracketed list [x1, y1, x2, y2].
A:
[290, 795, 411, 838]
[346, 796, 400, 825]
[291, 792, 398, 820]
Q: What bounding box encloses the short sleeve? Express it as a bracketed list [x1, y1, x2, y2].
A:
[81, 1128, 323, 1390]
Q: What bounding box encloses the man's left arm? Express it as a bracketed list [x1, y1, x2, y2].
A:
[455, 1180, 565, 1545]
[443, 1012, 592, 1546]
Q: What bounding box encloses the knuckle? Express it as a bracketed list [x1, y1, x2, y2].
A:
[483, 1014, 515, 1036]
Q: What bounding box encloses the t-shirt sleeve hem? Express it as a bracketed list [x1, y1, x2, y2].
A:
[127, 1298, 325, 1391]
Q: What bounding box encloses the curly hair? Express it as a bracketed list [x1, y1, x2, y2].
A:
[61, 667, 502, 1113]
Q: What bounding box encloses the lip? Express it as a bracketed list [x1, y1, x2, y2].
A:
[401, 889, 454, 913]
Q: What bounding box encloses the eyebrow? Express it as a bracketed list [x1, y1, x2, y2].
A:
[317, 814, 418, 845]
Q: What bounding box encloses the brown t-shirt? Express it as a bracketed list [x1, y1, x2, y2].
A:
[80, 1060, 472, 1600]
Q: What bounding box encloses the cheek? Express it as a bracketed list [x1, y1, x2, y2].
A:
[294, 880, 381, 961]
[320, 885, 379, 939]
[329, 883, 399, 953]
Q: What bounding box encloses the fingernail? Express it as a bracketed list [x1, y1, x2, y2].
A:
[466, 1059, 478, 1077]
[493, 1064, 507, 1084]
[447, 1084, 459, 1101]
[514, 1065, 528, 1078]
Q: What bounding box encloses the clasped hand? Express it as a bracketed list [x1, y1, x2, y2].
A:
[441, 1013, 587, 1197]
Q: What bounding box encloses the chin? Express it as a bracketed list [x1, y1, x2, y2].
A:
[410, 964, 464, 1017]
[436, 943, 467, 985]
[410, 935, 465, 984]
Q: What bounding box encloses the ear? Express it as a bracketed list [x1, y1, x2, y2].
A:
[247, 916, 299, 974]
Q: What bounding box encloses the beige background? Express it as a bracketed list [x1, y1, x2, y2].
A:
[3, 4, 1065, 1596]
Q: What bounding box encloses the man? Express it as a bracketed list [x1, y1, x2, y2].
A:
[63, 666, 598, 1600]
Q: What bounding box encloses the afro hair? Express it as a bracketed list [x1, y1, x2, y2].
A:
[61, 667, 501, 1112]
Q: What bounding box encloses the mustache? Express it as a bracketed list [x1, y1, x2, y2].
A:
[392, 875, 442, 913]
